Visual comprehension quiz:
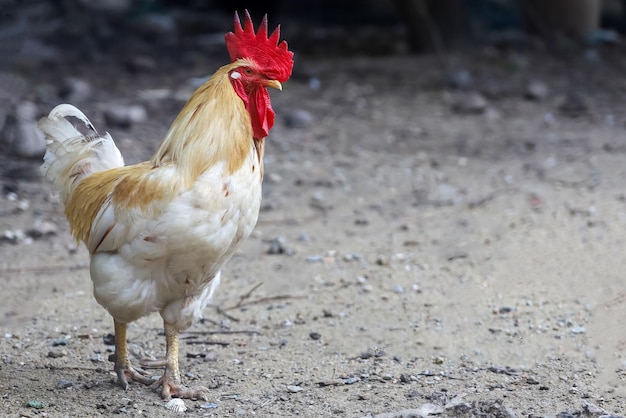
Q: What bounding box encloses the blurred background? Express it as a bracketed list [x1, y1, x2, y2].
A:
[0, 0, 623, 165]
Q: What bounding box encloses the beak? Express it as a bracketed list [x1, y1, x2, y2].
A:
[263, 79, 283, 90]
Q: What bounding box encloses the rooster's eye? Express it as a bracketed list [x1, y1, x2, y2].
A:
[243, 68, 253, 76]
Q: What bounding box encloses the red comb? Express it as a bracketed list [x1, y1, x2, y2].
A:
[225, 10, 294, 83]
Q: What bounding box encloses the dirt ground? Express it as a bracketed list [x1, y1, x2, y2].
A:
[1, 48, 626, 417]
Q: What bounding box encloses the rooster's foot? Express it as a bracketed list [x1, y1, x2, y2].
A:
[152, 376, 210, 401]
[114, 362, 155, 389]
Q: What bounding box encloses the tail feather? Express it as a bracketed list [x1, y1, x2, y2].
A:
[39, 104, 124, 207]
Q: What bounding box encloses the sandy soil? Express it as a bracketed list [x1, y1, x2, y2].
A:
[1, 50, 626, 417]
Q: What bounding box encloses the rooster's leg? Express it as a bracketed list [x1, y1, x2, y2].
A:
[152, 322, 210, 401]
[113, 320, 155, 388]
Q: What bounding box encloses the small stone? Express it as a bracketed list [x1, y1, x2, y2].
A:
[306, 255, 322, 263]
[559, 92, 588, 117]
[102, 333, 115, 345]
[90, 353, 104, 363]
[52, 338, 69, 346]
[284, 109, 314, 128]
[310, 191, 332, 210]
[6, 102, 47, 159]
[125, 55, 157, 73]
[360, 351, 373, 359]
[103, 105, 147, 128]
[446, 69, 473, 90]
[343, 377, 360, 384]
[570, 326, 585, 334]
[26, 400, 46, 409]
[47, 349, 67, 358]
[407, 389, 421, 399]
[309, 332, 321, 340]
[134, 13, 177, 37]
[57, 379, 73, 389]
[308, 77, 321, 91]
[526, 377, 540, 385]
[525, 80, 549, 101]
[376, 256, 389, 266]
[59, 78, 91, 102]
[26, 220, 57, 239]
[267, 237, 293, 255]
[286, 385, 304, 393]
[451, 92, 488, 114]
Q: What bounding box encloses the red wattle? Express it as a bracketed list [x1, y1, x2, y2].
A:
[230, 79, 274, 140]
[249, 88, 274, 139]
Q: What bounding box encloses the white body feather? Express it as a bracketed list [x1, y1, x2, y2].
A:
[39, 103, 262, 330]
[89, 153, 261, 328]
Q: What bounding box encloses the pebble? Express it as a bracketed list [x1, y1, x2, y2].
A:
[0, 73, 28, 132]
[446, 69, 473, 90]
[57, 379, 73, 389]
[52, 338, 69, 346]
[25, 400, 46, 409]
[286, 385, 304, 393]
[6, 101, 47, 159]
[59, 77, 91, 102]
[1, 229, 26, 245]
[525, 80, 549, 101]
[376, 255, 390, 266]
[90, 353, 104, 363]
[450, 92, 488, 114]
[308, 77, 321, 91]
[102, 333, 115, 345]
[26, 220, 57, 239]
[47, 349, 67, 358]
[559, 92, 588, 117]
[266, 237, 294, 255]
[343, 376, 360, 384]
[134, 13, 178, 37]
[309, 332, 321, 340]
[125, 55, 157, 73]
[570, 326, 585, 334]
[103, 104, 147, 128]
[284, 109, 314, 128]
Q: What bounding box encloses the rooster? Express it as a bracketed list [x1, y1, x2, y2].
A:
[39, 11, 293, 402]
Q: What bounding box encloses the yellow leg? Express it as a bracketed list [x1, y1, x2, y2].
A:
[164, 322, 182, 384]
[154, 322, 210, 401]
[113, 320, 154, 388]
